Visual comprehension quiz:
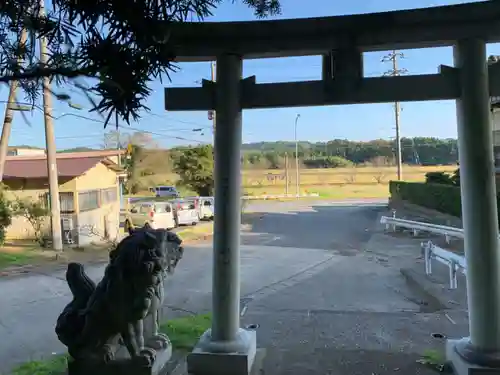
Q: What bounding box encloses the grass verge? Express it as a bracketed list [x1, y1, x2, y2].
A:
[159, 313, 212, 351]
[0, 240, 113, 273]
[9, 314, 212, 375]
[176, 222, 214, 242]
[245, 184, 389, 200]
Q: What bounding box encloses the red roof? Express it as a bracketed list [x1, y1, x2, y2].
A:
[4, 156, 111, 179]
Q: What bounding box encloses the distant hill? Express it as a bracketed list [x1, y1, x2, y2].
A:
[58, 147, 97, 153]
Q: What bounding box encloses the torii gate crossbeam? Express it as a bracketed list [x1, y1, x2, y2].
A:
[164, 3, 500, 375]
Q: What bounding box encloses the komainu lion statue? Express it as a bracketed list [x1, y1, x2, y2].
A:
[55, 225, 184, 367]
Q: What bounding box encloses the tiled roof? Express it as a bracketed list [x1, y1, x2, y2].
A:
[4, 156, 111, 179]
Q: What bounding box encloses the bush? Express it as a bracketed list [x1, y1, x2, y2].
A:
[0, 189, 12, 245]
[390, 181, 462, 217]
[14, 198, 49, 245]
[425, 171, 453, 185]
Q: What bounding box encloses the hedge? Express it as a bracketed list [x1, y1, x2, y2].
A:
[389, 181, 462, 217]
[389, 181, 500, 222]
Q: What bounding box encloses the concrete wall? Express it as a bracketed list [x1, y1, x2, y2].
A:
[3, 162, 121, 244]
[74, 162, 121, 246]
[3, 177, 75, 240]
[7, 148, 46, 156]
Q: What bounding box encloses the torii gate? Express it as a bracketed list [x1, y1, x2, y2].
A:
[165, 2, 500, 374]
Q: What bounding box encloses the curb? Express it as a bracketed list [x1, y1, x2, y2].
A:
[399, 267, 451, 312]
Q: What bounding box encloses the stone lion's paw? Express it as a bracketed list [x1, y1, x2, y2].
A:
[135, 348, 156, 367]
[147, 333, 171, 350]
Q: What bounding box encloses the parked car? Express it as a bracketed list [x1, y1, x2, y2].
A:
[184, 196, 214, 221]
[151, 185, 180, 198]
[171, 199, 200, 226]
[124, 201, 176, 230]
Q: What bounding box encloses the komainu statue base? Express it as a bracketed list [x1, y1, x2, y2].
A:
[68, 344, 172, 375]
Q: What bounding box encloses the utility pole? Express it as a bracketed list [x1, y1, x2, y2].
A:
[39, 0, 63, 251]
[0, 29, 28, 181]
[382, 50, 407, 181]
[284, 152, 289, 196]
[294, 114, 301, 197]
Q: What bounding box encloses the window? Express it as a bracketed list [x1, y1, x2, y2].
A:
[139, 204, 151, 214]
[155, 204, 171, 213]
[40, 192, 75, 214]
[101, 187, 118, 205]
[78, 190, 99, 212]
[203, 200, 212, 207]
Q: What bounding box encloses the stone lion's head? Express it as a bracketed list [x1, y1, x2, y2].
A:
[126, 224, 184, 275]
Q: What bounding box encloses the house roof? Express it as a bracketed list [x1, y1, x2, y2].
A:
[3, 154, 124, 179]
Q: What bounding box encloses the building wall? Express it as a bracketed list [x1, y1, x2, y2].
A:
[3, 177, 75, 240]
[3, 162, 121, 244]
[7, 148, 46, 156]
[491, 109, 500, 167]
[74, 162, 121, 246]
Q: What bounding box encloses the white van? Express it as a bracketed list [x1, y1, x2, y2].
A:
[150, 186, 180, 198]
[184, 197, 214, 221]
[125, 201, 176, 230]
[171, 199, 200, 226]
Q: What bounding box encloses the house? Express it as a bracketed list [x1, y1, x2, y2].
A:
[7, 146, 46, 157]
[3, 150, 127, 246]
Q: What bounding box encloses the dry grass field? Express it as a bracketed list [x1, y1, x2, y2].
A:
[142, 165, 456, 200]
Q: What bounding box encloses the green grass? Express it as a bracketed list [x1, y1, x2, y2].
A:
[0, 251, 35, 269]
[176, 223, 214, 242]
[159, 313, 212, 351]
[10, 354, 68, 375]
[8, 314, 212, 375]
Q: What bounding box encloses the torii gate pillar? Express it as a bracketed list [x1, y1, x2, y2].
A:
[447, 37, 500, 374]
[186, 53, 257, 375]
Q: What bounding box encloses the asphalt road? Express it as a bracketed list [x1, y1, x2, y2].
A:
[0, 199, 406, 374]
[242, 199, 387, 250]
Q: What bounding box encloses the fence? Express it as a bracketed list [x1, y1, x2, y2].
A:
[380, 213, 467, 289]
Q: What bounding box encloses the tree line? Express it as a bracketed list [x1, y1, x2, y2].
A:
[91, 131, 459, 195]
[241, 137, 458, 168]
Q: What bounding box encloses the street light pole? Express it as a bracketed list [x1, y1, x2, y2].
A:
[294, 114, 301, 198]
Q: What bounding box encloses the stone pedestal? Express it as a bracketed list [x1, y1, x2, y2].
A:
[68, 345, 172, 375]
[187, 328, 257, 375]
[447, 338, 500, 375]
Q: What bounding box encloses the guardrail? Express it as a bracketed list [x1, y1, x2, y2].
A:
[379, 214, 467, 289]
[380, 212, 464, 244]
[421, 241, 466, 289]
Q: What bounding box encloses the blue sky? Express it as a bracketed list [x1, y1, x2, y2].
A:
[2, 0, 499, 149]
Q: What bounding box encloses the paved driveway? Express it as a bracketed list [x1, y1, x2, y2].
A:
[0, 200, 388, 373]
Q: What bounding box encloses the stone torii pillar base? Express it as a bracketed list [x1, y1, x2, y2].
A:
[187, 329, 258, 375]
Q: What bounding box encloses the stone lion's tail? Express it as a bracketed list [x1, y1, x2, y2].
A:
[66, 262, 96, 303]
[55, 262, 96, 347]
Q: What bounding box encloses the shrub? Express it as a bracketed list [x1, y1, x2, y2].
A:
[0, 189, 12, 245]
[425, 171, 453, 185]
[14, 198, 49, 246]
[390, 180, 500, 227]
[390, 181, 462, 217]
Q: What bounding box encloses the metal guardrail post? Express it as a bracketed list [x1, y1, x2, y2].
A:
[449, 259, 458, 289]
[423, 241, 432, 275]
